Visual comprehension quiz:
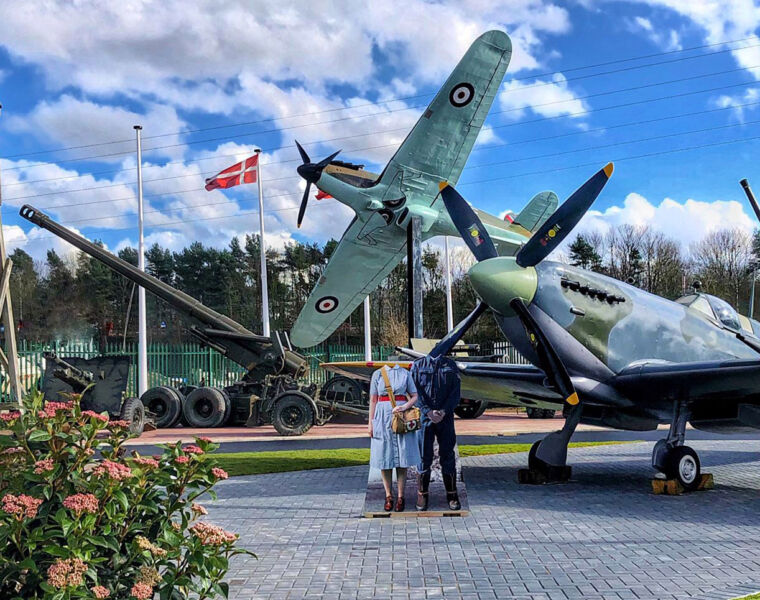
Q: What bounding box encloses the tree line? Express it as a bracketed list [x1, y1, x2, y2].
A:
[8, 224, 760, 349]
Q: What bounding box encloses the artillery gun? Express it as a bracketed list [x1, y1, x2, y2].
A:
[21, 205, 364, 435]
[41, 351, 146, 434]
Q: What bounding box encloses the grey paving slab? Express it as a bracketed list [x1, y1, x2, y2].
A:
[205, 440, 760, 599]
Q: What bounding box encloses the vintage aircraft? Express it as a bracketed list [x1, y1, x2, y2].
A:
[427, 167, 760, 489]
[290, 30, 561, 348]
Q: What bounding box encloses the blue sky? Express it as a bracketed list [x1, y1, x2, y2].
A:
[1, 0, 760, 263]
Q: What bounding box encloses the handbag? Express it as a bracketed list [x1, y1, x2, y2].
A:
[381, 366, 421, 434]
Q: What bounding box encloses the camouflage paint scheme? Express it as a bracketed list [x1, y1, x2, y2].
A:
[291, 30, 560, 348]
[467, 255, 760, 430]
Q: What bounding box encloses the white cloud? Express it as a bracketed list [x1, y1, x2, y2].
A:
[498, 72, 589, 122]
[712, 87, 760, 121]
[628, 1, 760, 79]
[5, 96, 187, 162]
[574, 192, 756, 250]
[628, 16, 681, 51]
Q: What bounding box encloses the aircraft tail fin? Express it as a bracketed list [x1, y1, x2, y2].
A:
[513, 191, 559, 233]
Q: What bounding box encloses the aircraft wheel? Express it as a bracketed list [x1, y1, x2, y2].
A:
[666, 446, 701, 490]
[120, 397, 145, 436]
[140, 386, 182, 428]
[271, 393, 315, 436]
[183, 387, 227, 428]
[454, 400, 488, 419]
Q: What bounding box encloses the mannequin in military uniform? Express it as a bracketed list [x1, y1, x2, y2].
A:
[410, 354, 461, 511]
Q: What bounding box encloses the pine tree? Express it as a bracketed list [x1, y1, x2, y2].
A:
[568, 235, 602, 271]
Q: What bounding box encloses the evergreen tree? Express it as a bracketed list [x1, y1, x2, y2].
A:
[568, 235, 602, 271]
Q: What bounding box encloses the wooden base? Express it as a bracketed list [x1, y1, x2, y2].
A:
[651, 473, 714, 495]
[518, 465, 572, 485]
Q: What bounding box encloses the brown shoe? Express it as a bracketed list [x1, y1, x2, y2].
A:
[395, 497, 405, 512]
[384, 496, 393, 512]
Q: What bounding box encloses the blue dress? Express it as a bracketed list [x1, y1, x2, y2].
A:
[369, 365, 422, 469]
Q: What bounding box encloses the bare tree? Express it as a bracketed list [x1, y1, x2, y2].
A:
[690, 228, 753, 308]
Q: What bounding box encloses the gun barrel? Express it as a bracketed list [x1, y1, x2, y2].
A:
[21, 205, 247, 334]
[740, 179, 760, 223]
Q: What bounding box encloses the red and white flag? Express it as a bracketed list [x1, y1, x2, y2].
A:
[205, 154, 259, 191]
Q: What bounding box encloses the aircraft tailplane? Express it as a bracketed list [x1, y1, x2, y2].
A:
[514, 191, 559, 233]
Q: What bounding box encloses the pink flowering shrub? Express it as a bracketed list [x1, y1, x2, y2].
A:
[0, 392, 254, 599]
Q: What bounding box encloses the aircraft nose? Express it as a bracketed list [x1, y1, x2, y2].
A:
[468, 257, 537, 315]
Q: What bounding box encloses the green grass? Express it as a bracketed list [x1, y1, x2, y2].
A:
[207, 441, 634, 477]
[733, 594, 760, 599]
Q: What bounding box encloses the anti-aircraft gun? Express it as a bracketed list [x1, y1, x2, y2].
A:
[20, 205, 355, 435]
[41, 351, 146, 434]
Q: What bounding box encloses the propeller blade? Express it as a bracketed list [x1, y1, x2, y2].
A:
[297, 183, 311, 229]
[295, 140, 310, 164]
[740, 179, 760, 223]
[440, 183, 498, 262]
[429, 302, 488, 358]
[516, 163, 614, 268]
[509, 298, 579, 407]
[317, 149, 341, 168]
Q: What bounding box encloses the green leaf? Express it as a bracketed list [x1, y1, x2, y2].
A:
[28, 430, 51, 442]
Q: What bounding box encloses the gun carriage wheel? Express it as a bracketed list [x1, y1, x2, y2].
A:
[454, 399, 488, 419]
[183, 387, 228, 428]
[271, 391, 316, 436]
[140, 386, 183, 428]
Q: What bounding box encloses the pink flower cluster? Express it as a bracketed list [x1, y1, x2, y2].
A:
[190, 521, 238, 546]
[197, 436, 213, 443]
[2, 493, 43, 520]
[2, 447, 24, 456]
[0, 410, 20, 423]
[191, 502, 208, 516]
[211, 467, 228, 480]
[63, 493, 99, 516]
[182, 444, 204, 455]
[92, 585, 110, 598]
[93, 459, 132, 481]
[38, 401, 74, 418]
[81, 410, 109, 423]
[174, 456, 190, 464]
[46, 557, 86, 588]
[108, 419, 131, 429]
[133, 456, 159, 469]
[130, 582, 153, 599]
[34, 458, 55, 474]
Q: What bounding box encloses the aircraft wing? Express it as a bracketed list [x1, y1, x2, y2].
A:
[614, 359, 760, 403]
[290, 216, 407, 348]
[377, 30, 512, 190]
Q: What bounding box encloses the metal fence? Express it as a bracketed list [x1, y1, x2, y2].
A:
[1, 338, 527, 402]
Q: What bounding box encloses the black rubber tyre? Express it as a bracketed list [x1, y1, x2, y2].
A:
[321, 375, 365, 407]
[526, 407, 541, 419]
[528, 440, 543, 471]
[217, 387, 232, 426]
[454, 399, 488, 419]
[120, 397, 145, 436]
[183, 387, 227, 428]
[177, 386, 197, 427]
[271, 393, 315, 436]
[666, 445, 701, 490]
[541, 409, 556, 419]
[140, 386, 182, 428]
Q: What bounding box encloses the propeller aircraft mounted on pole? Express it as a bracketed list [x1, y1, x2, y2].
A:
[426, 168, 760, 490]
[290, 30, 561, 348]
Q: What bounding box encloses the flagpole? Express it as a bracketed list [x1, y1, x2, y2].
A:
[363, 296, 371, 361]
[255, 149, 270, 338]
[134, 125, 148, 397]
[444, 236, 454, 332]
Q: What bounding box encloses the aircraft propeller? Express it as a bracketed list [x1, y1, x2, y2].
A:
[295, 141, 341, 229]
[434, 164, 614, 404]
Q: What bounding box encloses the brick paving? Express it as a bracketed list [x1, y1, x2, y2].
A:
[207, 440, 760, 599]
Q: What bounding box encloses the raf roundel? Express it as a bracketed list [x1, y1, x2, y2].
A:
[449, 83, 475, 108]
[316, 296, 339, 314]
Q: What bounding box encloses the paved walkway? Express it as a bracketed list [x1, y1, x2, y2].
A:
[207, 440, 760, 600]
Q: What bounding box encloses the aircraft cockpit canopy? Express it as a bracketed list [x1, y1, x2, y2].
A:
[676, 292, 760, 335]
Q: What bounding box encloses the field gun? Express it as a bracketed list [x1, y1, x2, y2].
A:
[21, 204, 327, 435]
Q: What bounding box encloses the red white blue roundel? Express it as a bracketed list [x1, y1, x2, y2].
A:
[449, 83, 474, 107]
[316, 296, 339, 314]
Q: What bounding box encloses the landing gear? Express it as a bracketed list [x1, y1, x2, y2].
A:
[652, 401, 701, 490]
[519, 401, 581, 483]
